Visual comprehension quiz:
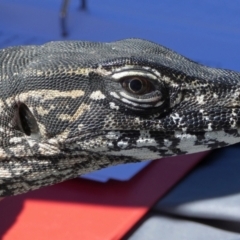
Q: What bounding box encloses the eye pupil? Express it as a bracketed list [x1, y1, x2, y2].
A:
[129, 78, 143, 93]
[121, 76, 152, 95]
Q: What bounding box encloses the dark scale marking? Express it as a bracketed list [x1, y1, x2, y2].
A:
[0, 39, 240, 197]
[206, 140, 229, 149]
[224, 129, 240, 136]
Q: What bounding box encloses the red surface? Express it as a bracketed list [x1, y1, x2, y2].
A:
[0, 153, 208, 240]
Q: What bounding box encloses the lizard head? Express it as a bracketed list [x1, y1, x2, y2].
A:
[0, 39, 240, 196]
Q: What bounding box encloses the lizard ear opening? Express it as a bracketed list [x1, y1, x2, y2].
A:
[18, 103, 39, 137]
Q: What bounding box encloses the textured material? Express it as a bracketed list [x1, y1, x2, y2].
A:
[0, 39, 240, 196]
[128, 144, 240, 239]
[127, 214, 240, 240]
[155, 143, 240, 223]
[0, 153, 205, 240]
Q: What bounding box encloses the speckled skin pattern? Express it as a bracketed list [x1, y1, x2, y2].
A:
[0, 39, 240, 196]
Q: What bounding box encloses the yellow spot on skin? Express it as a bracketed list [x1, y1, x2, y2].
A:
[66, 66, 110, 76]
[0, 148, 8, 159]
[58, 103, 90, 122]
[36, 106, 50, 116]
[18, 89, 85, 102]
[90, 90, 106, 100]
[36, 70, 44, 76]
[67, 68, 91, 76]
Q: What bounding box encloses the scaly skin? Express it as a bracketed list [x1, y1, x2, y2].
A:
[0, 39, 240, 196]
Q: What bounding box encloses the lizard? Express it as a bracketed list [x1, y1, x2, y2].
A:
[0, 38, 240, 197]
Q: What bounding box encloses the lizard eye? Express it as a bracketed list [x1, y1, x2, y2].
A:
[122, 77, 153, 94]
[108, 69, 168, 114]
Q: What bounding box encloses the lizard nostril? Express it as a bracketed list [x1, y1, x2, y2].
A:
[18, 103, 39, 137]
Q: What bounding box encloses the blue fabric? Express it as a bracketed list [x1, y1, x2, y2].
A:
[0, 0, 239, 72]
[156, 144, 240, 206]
